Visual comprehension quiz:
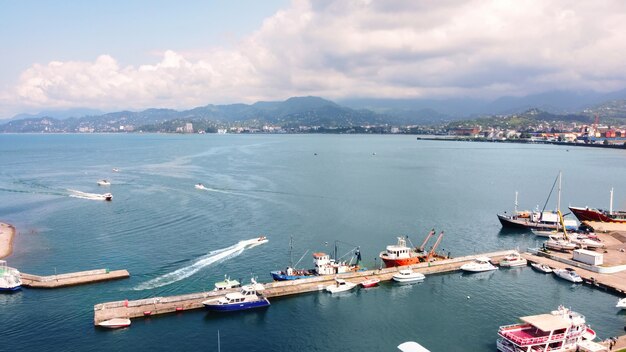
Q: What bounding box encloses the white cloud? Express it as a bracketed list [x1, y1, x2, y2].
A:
[3, 0, 626, 116]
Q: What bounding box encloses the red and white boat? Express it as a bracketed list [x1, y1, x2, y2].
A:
[379, 230, 446, 268]
[360, 277, 380, 288]
[569, 188, 626, 224]
[497, 306, 597, 352]
[499, 252, 527, 268]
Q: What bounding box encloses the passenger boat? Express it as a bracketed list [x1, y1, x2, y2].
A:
[392, 269, 426, 283]
[499, 252, 527, 267]
[617, 297, 626, 309]
[97, 179, 110, 186]
[569, 188, 626, 223]
[496, 306, 597, 352]
[213, 275, 240, 291]
[553, 268, 583, 283]
[98, 318, 131, 329]
[360, 277, 380, 288]
[202, 279, 270, 312]
[544, 236, 576, 252]
[530, 263, 553, 273]
[325, 278, 356, 294]
[460, 257, 498, 272]
[0, 260, 22, 292]
[379, 230, 446, 268]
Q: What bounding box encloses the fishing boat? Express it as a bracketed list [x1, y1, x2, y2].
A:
[497, 173, 577, 231]
[569, 188, 626, 223]
[499, 252, 527, 267]
[360, 277, 380, 288]
[0, 260, 22, 292]
[553, 268, 583, 283]
[379, 230, 446, 268]
[392, 269, 425, 283]
[460, 257, 498, 272]
[202, 279, 270, 312]
[617, 297, 626, 309]
[98, 318, 131, 329]
[213, 275, 241, 291]
[496, 305, 597, 352]
[530, 263, 553, 273]
[270, 236, 316, 281]
[325, 278, 356, 294]
[97, 179, 110, 186]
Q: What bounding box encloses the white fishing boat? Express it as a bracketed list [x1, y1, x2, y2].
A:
[460, 257, 498, 272]
[98, 318, 131, 329]
[553, 268, 583, 283]
[0, 260, 22, 292]
[530, 263, 553, 273]
[616, 297, 626, 309]
[325, 278, 356, 293]
[213, 275, 241, 291]
[499, 252, 527, 267]
[97, 179, 110, 186]
[392, 269, 426, 283]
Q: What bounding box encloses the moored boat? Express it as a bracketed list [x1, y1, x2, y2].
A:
[496, 305, 597, 352]
[392, 269, 425, 283]
[553, 268, 583, 283]
[617, 297, 626, 309]
[97, 179, 110, 186]
[213, 275, 240, 291]
[499, 252, 527, 268]
[202, 279, 270, 312]
[544, 236, 576, 252]
[460, 257, 498, 272]
[360, 277, 380, 288]
[379, 230, 446, 268]
[98, 318, 131, 329]
[0, 260, 22, 292]
[530, 263, 553, 273]
[569, 188, 626, 223]
[325, 278, 356, 294]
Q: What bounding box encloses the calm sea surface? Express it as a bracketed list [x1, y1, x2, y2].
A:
[0, 134, 625, 351]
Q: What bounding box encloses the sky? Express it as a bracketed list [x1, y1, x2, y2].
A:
[1, 0, 626, 119]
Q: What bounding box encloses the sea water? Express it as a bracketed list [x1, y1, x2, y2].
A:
[0, 134, 625, 351]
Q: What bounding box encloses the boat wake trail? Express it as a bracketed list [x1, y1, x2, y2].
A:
[67, 189, 109, 201]
[133, 237, 268, 291]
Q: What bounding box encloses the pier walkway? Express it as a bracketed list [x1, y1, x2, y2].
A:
[22, 268, 130, 288]
[94, 249, 515, 325]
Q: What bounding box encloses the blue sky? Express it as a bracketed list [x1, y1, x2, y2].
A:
[1, 0, 626, 119]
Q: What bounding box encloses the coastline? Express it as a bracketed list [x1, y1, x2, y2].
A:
[0, 222, 16, 259]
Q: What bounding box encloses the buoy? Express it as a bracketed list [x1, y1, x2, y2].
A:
[467, 296, 470, 299]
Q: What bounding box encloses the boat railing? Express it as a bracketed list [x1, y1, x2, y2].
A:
[499, 329, 566, 346]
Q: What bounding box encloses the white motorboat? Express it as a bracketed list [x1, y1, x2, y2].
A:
[616, 297, 626, 309]
[398, 341, 431, 352]
[530, 263, 553, 273]
[195, 183, 206, 190]
[97, 179, 110, 186]
[0, 260, 22, 292]
[202, 278, 270, 311]
[553, 268, 583, 283]
[460, 257, 498, 272]
[544, 236, 576, 252]
[98, 318, 131, 329]
[499, 252, 527, 267]
[531, 230, 565, 238]
[213, 275, 241, 291]
[325, 278, 356, 293]
[392, 269, 426, 283]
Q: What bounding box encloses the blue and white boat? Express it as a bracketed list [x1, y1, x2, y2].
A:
[202, 279, 270, 312]
[0, 260, 22, 292]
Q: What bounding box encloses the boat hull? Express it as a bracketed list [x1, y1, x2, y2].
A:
[203, 298, 270, 312]
[497, 214, 561, 231]
[0, 285, 22, 292]
[569, 206, 626, 223]
[530, 263, 552, 273]
[360, 279, 380, 288]
[380, 256, 421, 268]
[270, 271, 314, 281]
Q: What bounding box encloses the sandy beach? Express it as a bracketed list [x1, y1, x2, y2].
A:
[0, 222, 16, 258]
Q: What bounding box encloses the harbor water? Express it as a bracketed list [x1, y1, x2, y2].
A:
[1, 134, 625, 351]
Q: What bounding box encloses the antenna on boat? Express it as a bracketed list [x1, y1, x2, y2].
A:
[514, 191, 518, 214]
[610, 187, 614, 215]
[289, 236, 294, 268]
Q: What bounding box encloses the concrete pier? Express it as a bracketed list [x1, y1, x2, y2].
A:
[94, 249, 515, 325]
[22, 268, 130, 288]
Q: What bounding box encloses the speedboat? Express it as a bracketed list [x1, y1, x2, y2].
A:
[213, 275, 241, 291]
[102, 193, 113, 201]
[112, 168, 120, 172]
[616, 297, 626, 309]
[398, 341, 431, 352]
[392, 269, 425, 283]
[195, 183, 206, 190]
[544, 236, 576, 252]
[325, 278, 356, 293]
[0, 260, 22, 292]
[360, 277, 380, 288]
[98, 318, 131, 329]
[553, 268, 583, 283]
[530, 263, 553, 273]
[97, 179, 110, 186]
[202, 279, 270, 312]
[499, 252, 527, 267]
[460, 257, 498, 272]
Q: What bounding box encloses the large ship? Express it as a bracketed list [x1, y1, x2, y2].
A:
[379, 229, 447, 268]
[569, 187, 626, 223]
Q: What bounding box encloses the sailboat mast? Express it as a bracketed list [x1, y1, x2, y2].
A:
[557, 171, 562, 213]
[610, 187, 614, 215]
[514, 191, 518, 214]
[289, 236, 294, 267]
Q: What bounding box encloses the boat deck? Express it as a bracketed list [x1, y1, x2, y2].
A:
[21, 269, 129, 288]
[93, 249, 516, 325]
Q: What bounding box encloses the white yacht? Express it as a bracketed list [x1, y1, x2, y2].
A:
[499, 252, 527, 267]
[392, 269, 426, 283]
[325, 278, 356, 294]
[553, 268, 583, 283]
[460, 257, 498, 272]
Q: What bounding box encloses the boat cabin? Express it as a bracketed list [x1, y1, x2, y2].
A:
[382, 237, 414, 260]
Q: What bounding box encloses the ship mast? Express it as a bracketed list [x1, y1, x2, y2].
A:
[557, 171, 562, 213]
[514, 191, 518, 214]
[610, 187, 614, 215]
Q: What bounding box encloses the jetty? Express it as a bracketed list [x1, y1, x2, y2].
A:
[94, 249, 515, 325]
[21, 268, 130, 288]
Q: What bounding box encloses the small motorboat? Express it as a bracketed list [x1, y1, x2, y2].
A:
[360, 277, 380, 288]
[616, 297, 626, 309]
[0, 260, 22, 292]
[499, 252, 527, 267]
[97, 179, 110, 186]
[398, 341, 431, 352]
[213, 275, 241, 291]
[112, 168, 120, 172]
[98, 318, 131, 329]
[392, 269, 426, 283]
[202, 278, 270, 312]
[553, 268, 583, 283]
[530, 263, 553, 273]
[103, 193, 113, 201]
[325, 278, 357, 293]
[460, 257, 498, 272]
[195, 183, 206, 190]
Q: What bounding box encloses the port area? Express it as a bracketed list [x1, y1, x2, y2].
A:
[94, 249, 516, 325]
[21, 269, 130, 288]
